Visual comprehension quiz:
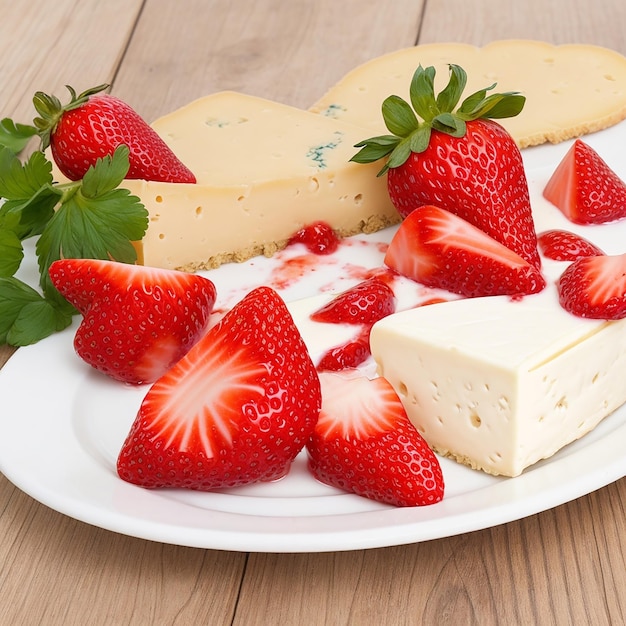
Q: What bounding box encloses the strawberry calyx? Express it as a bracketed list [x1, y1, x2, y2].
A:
[32, 84, 110, 150]
[351, 64, 526, 175]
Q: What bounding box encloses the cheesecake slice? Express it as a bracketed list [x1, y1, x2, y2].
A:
[121, 91, 399, 271]
[310, 40, 626, 148]
[370, 289, 626, 477]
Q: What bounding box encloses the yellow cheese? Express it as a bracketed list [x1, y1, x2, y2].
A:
[310, 40, 626, 148]
[122, 91, 399, 271]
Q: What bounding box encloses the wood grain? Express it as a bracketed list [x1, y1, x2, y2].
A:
[1, 0, 625, 624]
[111, 0, 425, 120]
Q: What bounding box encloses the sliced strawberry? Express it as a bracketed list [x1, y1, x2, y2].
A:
[543, 139, 626, 224]
[117, 286, 321, 490]
[537, 229, 604, 261]
[316, 328, 371, 372]
[310, 278, 396, 325]
[557, 253, 626, 319]
[307, 372, 444, 507]
[384, 205, 546, 298]
[49, 259, 216, 384]
[288, 221, 340, 254]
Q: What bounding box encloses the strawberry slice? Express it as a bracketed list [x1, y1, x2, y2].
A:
[310, 278, 396, 325]
[543, 139, 626, 224]
[49, 259, 216, 384]
[288, 221, 340, 254]
[384, 205, 545, 298]
[316, 328, 371, 372]
[557, 253, 626, 319]
[537, 229, 604, 261]
[307, 372, 444, 507]
[117, 286, 321, 490]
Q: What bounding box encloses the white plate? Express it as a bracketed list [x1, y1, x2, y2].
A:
[1, 122, 625, 553]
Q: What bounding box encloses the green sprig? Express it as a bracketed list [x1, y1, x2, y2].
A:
[0, 144, 148, 346]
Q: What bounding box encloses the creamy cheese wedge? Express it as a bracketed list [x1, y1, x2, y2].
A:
[122, 91, 399, 271]
[370, 289, 626, 477]
[310, 40, 626, 148]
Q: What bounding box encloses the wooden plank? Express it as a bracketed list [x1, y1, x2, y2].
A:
[417, 0, 626, 54]
[0, 477, 248, 625]
[234, 480, 626, 625]
[0, 0, 143, 122]
[111, 0, 426, 121]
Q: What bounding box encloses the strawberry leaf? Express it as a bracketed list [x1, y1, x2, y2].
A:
[0, 118, 37, 154]
[0, 230, 23, 277]
[0, 277, 73, 346]
[35, 148, 148, 299]
[381, 96, 419, 136]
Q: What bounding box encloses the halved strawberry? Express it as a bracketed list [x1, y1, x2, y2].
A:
[543, 139, 626, 224]
[310, 278, 396, 325]
[537, 229, 604, 261]
[384, 205, 545, 298]
[557, 253, 626, 319]
[117, 286, 321, 490]
[49, 259, 216, 384]
[307, 372, 444, 507]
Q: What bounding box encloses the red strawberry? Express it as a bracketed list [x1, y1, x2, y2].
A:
[288, 221, 340, 254]
[310, 278, 396, 325]
[543, 139, 626, 224]
[307, 372, 444, 507]
[33, 84, 196, 183]
[557, 253, 626, 319]
[117, 286, 321, 490]
[352, 64, 540, 268]
[48, 259, 216, 384]
[384, 205, 545, 298]
[537, 229, 604, 261]
[316, 328, 371, 372]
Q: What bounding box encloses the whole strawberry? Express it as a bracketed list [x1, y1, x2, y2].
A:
[352, 64, 541, 268]
[32, 84, 196, 183]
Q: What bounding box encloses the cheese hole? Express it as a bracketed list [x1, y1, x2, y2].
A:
[604, 74, 616, 81]
[555, 396, 568, 410]
[398, 381, 408, 396]
[309, 177, 320, 193]
[470, 413, 481, 428]
[592, 372, 599, 383]
[158, 233, 165, 240]
[155, 195, 163, 203]
[195, 206, 203, 217]
[353, 193, 363, 205]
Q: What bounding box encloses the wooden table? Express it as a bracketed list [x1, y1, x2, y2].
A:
[1, 1, 625, 623]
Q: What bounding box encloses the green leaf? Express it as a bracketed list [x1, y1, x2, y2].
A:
[409, 65, 437, 122]
[0, 118, 37, 154]
[351, 135, 399, 164]
[0, 277, 73, 346]
[432, 112, 466, 137]
[81, 144, 132, 197]
[408, 124, 432, 153]
[0, 229, 23, 277]
[381, 96, 419, 137]
[0, 148, 60, 238]
[435, 64, 467, 113]
[35, 149, 148, 298]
